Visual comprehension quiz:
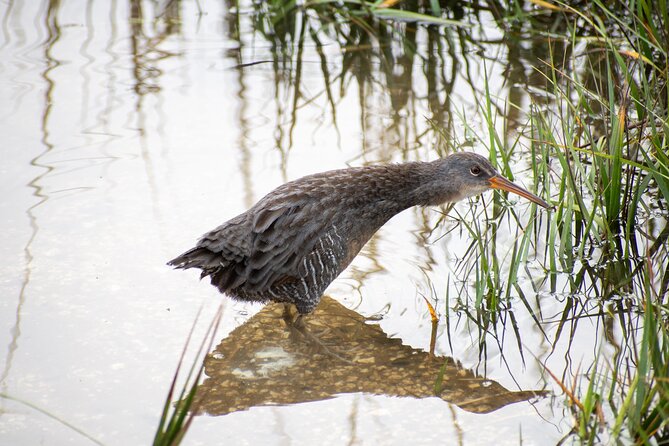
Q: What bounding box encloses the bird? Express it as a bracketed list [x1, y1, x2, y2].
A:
[168, 152, 550, 320]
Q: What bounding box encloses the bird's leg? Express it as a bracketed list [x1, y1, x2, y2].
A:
[281, 303, 309, 333]
[292, 313, 306, 330]
[281, 304, 353, 364]
[282, 303, 300, 326]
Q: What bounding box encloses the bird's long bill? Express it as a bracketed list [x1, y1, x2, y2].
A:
[489, 176, 550, 209]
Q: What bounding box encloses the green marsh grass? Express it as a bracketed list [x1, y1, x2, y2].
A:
[244, 1, 669, 443]
[153, 306, 223, 446]
[443, 0, 669, 443]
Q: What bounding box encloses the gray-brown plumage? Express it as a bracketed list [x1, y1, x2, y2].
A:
[168, 152, 549, 314]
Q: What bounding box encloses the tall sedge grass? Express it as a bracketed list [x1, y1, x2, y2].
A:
[446, 0, 668, 443]
[424, 1, 668, 443]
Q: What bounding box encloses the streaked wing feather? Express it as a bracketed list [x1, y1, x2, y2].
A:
[243, 197, 336, 291]
[170, 187, 339, 293]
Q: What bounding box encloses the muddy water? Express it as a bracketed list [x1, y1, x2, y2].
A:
[0, 1, 640, 445]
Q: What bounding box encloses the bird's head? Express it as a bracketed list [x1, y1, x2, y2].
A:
[431, 152, 550, 208]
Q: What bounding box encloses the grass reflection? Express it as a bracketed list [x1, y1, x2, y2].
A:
[223, 0, 491, 161]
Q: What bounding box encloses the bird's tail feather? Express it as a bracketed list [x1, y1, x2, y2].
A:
[167, 247, 221, 271]
[168, 247, 245, 293]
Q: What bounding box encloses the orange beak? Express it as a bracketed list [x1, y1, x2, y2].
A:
[489, 176, 550, 209]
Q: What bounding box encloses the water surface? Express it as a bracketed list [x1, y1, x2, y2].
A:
[1, 1, 658, 445]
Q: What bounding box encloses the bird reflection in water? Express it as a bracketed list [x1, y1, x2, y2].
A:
[189, 297, 545, 416]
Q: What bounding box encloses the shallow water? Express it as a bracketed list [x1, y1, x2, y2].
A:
[0, 1, 664, 445]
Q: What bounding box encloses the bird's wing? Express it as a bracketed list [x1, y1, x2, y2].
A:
[239, 191, 338, 291]
[168, 186, 339, 293]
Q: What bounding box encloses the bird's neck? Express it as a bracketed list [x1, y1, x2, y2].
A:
[338, 160, 459, 223]
[333, 161, 456, 246]
[388, 160, 456, 209]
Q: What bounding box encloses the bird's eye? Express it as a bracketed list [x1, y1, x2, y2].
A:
[470, 166, 482, 176]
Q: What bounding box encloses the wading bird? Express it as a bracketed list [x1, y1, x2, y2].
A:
[169, 152, 549, 323]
